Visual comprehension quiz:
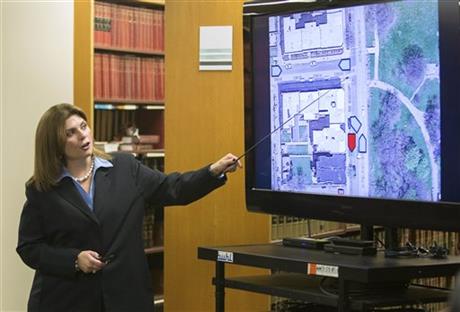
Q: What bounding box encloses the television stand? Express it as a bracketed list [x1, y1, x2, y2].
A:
[198, 242, 460, 312]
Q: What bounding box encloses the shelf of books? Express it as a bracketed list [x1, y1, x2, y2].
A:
[93, 0, 165, 306]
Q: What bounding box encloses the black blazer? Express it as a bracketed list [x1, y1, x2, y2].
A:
[17, 153, 226, 312]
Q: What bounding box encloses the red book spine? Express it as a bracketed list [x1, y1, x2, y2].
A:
[107, 54, 113, 99]
[142, 58, 147, 100]
[133, 7, 138, 51]
[106, 3, 113, 46]
[112, 3, 120, 48]
[101, 54, 109, 99]
[102, 3, 109, 46]
[155, 59, 160, 101]
[125, 56, 132, 100]
[160, 10, 164, 52]
[139, 8, 145, 51]
[152, 59, 157, 101]
[120, 6, 128, 50]
[146, 59, 153, 101]
[113, 55, 119, 100]
[94, 53, 101, 99]
[129, 7, 134, 50]
[136, 57, 142, 100]
[153, 10, 159, 52]
[118, 55, 123, 100]
[94, 3, 102, 46]
[148, 10, 154, 52]
[160, 58, 165, 101]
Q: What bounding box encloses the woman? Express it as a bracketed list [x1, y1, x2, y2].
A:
[17, 103, 241, 312]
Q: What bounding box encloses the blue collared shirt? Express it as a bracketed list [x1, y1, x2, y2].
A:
[59, 157, 113, 211]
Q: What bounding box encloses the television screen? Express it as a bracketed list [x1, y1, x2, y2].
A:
[244, 0, 460, 231]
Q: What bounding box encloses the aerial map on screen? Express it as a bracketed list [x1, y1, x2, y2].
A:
[269, 1, 441, 201]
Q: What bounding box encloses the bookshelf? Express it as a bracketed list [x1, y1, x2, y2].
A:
[74, 0, 165, 308]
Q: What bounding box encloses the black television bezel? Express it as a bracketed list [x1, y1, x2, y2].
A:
[243, 0, 460, 232]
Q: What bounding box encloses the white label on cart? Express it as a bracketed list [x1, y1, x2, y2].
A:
[217, 251, 234, 263]
[307, 263, 338, 278]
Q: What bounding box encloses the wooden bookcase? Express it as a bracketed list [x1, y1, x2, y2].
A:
[74, 0, 165, 308]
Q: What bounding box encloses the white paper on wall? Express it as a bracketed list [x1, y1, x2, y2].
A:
[199, 26, 233, 71]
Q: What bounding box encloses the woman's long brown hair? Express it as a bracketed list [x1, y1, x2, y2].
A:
[27, 103, 111, 192]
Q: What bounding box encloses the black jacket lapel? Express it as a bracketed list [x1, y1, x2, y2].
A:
[56, 178, 100, 225]
[94, 166, 113, 218]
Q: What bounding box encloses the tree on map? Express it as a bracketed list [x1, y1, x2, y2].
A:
[372, 132, 428, 200]
[424, 95, 441, 159]
[371, 92, 396, 142]
[380, 92, 401, 127]
[370, 91, 429, 200]
[375, 4, 395, 39]
[400, 44, 425, 86]
[364, 4, 395, 42]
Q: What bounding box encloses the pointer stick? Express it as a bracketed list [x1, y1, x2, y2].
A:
[235, 78, 348, 162]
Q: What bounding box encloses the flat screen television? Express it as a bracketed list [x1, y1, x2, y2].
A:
[243, 0, 460, 232]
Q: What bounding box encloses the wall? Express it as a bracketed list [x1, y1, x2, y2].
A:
[0, 2, 73, 311]
[164, 1, 271, 311]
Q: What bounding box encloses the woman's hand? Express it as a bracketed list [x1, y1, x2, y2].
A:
[76, 250, 105, 274]
[209, 153, 242, 177]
